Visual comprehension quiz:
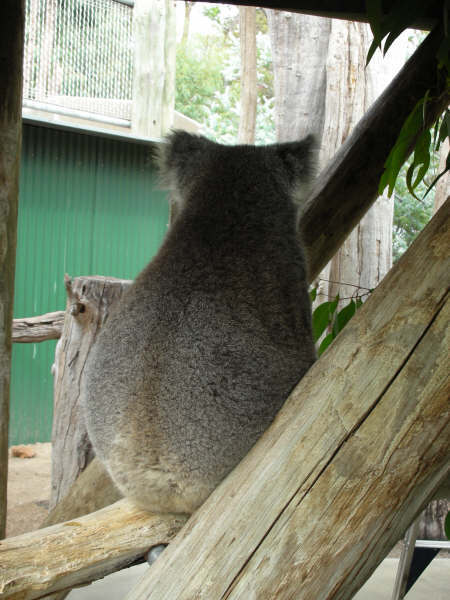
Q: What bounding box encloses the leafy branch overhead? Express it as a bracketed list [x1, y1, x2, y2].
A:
[366, 0, 450, 200]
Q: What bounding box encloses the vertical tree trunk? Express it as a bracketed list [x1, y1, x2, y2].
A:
[266, 10, 330, 142]
[131, 0, 176, 138]
[319, 20, 397, 307]
[267, 13, 398, 308]
[162, 0, 176, 135]
[238, 7, 257, 144]
[180, 1, 195, 48]
[0, 0, 24, 540]
[50, 276, 131, 509]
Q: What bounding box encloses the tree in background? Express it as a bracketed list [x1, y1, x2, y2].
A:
[237, 6, 257, 143]
[175, 3, 274, 144]
[175, 5, 440, 267]
[267, 11, 402, 311]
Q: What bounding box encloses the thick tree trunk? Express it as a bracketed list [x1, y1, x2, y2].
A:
[50, 276, 131, 509]
[131, 0, 176, 138]
[237, 7, 257, 144]
[2, 199, 448, 600]
[268, 13, 398, 308]
[0, 0, 24, 540]
[267, 11, 330, 141]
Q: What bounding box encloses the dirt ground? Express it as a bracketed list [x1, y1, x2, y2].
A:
[6, 442, 51, 537]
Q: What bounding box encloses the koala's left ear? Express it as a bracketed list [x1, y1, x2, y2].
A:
[275, 134, 317, 189]
[156, 131, 212, 189]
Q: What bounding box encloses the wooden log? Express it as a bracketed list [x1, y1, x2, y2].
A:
[0, 0, 25, 540]
[44, 457, 122, 527]
[41, 459, 123, 600]
[0, 499, 188, 600]
[12, 311, 65, 343]
[50, 275, 131, 509]
[1, 200, 448, 600]
[124, 199, 450, 599]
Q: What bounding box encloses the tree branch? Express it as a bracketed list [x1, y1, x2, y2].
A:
[12, 311, 65, 343]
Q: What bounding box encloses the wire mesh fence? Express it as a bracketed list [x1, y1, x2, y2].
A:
[23, 0, 134, 122]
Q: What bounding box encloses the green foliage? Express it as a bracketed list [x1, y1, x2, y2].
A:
[310, 293, 366, 356]
[176, 5, 275, 144]
[445, 510, 450, 540]
[392, 147, 437, 262]
[366, 1, 449, 201]
[366, 0, 425, 64]
[175, 40, 226, 124]
[379, 101, 450, 201]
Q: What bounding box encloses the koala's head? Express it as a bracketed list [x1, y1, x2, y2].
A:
[156, 130, 316, 212]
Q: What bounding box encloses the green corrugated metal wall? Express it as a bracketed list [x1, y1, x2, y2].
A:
[10, 123, 169, 444]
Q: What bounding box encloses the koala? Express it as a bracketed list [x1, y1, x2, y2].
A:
[82, 131, 317, 515]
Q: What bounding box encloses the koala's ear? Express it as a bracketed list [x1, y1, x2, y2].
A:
[156, 131, 211, 189]
[275, 134, 317, 189]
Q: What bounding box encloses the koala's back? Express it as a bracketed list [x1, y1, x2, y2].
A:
[83, 132, 316, 514]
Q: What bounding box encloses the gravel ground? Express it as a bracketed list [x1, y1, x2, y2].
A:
[6, 442, 51, 537]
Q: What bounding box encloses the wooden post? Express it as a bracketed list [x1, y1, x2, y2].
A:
[131, 0, 175, 138]
[0, 0, 25, 540]
[50, 275, 131, 509]
[1, 200, 448, 600]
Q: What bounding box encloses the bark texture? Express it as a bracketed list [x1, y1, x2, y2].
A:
[12, 311, 64, 343]
[0, 499, 188, 600]
[267, 11, 330, 142]
[131, 0, 176, 138]
[0, 0, 24, 540]
[268, 13, 399, 308]
[238, 7, 257, 143]
[50, 276, 131, 510]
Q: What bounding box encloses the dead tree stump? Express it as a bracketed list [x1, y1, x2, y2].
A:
[50, 275, 131, 509]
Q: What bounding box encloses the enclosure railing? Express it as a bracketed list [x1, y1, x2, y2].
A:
[23, 0, 134, 123]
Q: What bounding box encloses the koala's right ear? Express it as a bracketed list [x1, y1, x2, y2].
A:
[156, 131, 211, 191]
[275, 134, 317, 189]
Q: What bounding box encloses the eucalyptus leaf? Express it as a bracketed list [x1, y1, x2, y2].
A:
[379, 99, 425, 196]
[318, 333, 334, 357]
[333, 301, 357, 336]
[380, 0, 423, 56]
[422, 153, 450, 200]
[312, 296, 339, 343]
[445, 511, 450, 541]
[366, 0, 383, 40]
[436, 110, 450, 150]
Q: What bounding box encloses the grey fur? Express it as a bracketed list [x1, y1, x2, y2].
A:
[82, 131, 316, 515]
